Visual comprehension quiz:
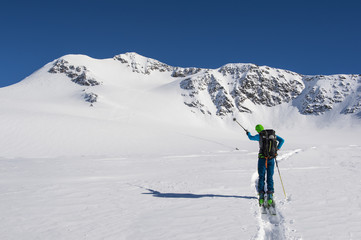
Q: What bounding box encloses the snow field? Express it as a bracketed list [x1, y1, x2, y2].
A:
[281, 144, 361, 240]
[0, 151, 258, 239]
[1, 129, 361, 239]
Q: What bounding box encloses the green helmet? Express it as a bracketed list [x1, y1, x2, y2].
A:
[255, 124, 264, 133]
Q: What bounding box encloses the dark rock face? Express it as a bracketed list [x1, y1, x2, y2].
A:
[342, 98, 361, 114]
[114, 53, 202, 78]
[83, 92, 98, 103]
[300, 75, 360, 115]
[113, 53, 173, 74]
[49, 59, 101, 106]
[339, 76, 361, 115]
[180, 64, 305, 116]
[172, 67, 202, 78]
[179, 63, 361, 117]
[49, 59, 101, 86]
[226, 65, 304, 108]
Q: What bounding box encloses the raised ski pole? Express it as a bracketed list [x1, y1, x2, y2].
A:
[233, 118, 248, 133]
[275, 157, 287, 199]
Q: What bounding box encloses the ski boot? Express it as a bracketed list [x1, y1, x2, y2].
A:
[267, 193, 275, 207]
[258, 192, 265, 206]
[266, 192, 277, 215]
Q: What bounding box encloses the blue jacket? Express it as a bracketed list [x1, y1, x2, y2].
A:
[247, 132, 285, 150]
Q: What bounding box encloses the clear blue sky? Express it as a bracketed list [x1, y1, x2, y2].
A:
[1, 0, 360, 88]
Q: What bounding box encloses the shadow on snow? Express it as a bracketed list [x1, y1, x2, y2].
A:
[143, 188, 257, 200]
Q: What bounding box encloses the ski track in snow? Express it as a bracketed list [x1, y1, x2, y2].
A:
[2, 145, 361, 239]
[252, 150, 301, 240]
[277, 149, 302, 162]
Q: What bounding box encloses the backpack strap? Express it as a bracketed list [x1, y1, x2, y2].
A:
[265, 157, 268, 168]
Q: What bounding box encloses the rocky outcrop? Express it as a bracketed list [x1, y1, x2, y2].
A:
[114, 53, 173, 74]
[83, 91, 98, 104]
[49, 59, 101, 86]
[180, 73, 235, 116]
[114, 52, 204, 79]
[178, 62, 361, 117]
[342, 98, 361, 115]
[180, 64, 304, 116]
[172, 67, 202, 77]
[49, 59, 101, 106]
[299, 75, 360, 115]
[227, 65, 304, 107]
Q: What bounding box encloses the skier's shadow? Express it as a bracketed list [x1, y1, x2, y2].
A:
[143, 188, 257, 200]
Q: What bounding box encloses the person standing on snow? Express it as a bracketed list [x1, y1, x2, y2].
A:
[247, 124, 285, 206]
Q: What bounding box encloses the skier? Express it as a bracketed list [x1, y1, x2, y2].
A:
[247, 124, 285, 207]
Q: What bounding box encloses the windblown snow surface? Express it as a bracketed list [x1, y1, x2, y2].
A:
[1, 54, 361, 240]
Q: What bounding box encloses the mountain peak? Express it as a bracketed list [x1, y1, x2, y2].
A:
[48, 58, 100, 87]
[113, 52, 174, 75]
[14, 52, 361, 119]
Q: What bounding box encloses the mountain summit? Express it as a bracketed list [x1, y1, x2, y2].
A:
[0, 52, 360, 157]
[42, 52, 361, 118]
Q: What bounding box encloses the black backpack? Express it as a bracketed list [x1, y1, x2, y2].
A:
[259, 129, 278, 159]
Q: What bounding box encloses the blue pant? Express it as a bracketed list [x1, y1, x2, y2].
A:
[258, 158, 275, 193]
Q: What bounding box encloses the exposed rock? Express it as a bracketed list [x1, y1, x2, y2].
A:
[180, 64, 304, 116]
[299, 75, 357, 115]
[114, 53, 173, 74]
[180, 73, 235, 116]
[114, 53, 204, 78]
[49, 59, 101, 86]
[342, 97, 361, 114]
[179, 62, 361, 117]
[172, 67, 202, 77]
[73, 72, 100, 86]
[207, 75, 234, 116]
[83, 92, 98, 104]
[218, 64, 254, 78]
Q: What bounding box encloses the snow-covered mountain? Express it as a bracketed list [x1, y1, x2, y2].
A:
[1, 52, 360, 157]
[1, 53, 361, 239]
[45, 52, 361, 118]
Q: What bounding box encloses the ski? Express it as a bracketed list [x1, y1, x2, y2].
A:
[258, 192, 276, 215]
[267, 204, 277, 215]
[260, 205, 267, 214]
[259, 199, 277, 215]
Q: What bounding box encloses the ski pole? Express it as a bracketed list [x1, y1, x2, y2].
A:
[275, 158, 287, 199]
[233, 118, 248, 133]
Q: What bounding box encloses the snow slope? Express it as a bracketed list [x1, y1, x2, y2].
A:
[0, 52, 360, 157]
[1, 141, 361, 239]
[0, 54, 214, 157]
[0, 53, 361, 239]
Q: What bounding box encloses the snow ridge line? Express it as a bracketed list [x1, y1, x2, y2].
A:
[277, 149, 302, 163]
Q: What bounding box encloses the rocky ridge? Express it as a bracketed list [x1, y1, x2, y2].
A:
[112, 53, 361, 117]
[49, 59, 101, 86]
[179, 64, 306, 116]
[48, 53, 361, 116]
[300, 74, 361, 115]
[48, 59, 99, 105]
[113, 52, 202, 77]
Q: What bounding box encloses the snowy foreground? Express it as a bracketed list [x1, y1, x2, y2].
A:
[1, 131, 361, 240]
